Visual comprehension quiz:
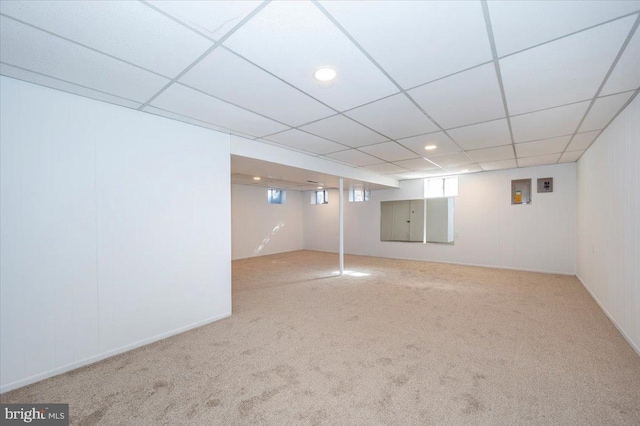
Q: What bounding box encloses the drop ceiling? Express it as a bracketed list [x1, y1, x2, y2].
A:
[1, 0, 638, 183]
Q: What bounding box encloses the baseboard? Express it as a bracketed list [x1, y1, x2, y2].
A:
[576, 274, 640, 358]
[0, 312, 231, 394]
[304, 248, 575, 276]
[232, 247, 304, 261]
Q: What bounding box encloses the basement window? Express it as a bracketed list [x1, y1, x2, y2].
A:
[267, 189, 286, 204]
[349, 189, 371, 202]
[312, 190, 328, 204]
[425, 176, 458, 198]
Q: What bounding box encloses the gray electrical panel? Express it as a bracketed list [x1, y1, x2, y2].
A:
[537, 177, 553, 193]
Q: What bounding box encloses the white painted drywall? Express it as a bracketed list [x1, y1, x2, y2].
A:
[0, 77, 231, 392]
[231, 184, 303, 259]
[304, 189, 341, 251]
[426, 198, 453, 243]
[304, 163, 577, 274]
[230, 135, 400, 189]
[577, 94, 639, 355]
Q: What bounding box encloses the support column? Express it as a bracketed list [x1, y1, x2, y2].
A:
[339, 178, 344, 275]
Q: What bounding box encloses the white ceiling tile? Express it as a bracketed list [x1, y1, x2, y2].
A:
[344, 94, 438, 139]
[323, 149, 383, 166]
[320, 0, 492, 88]
[147, 0, 262, 41]
[567, 130, 601, 151]
[420, 169, 453, 178]
[263, 129, 345, 155]
[142, 105, 254, 137]
[466, 145, 515, 163]
[446, 119, 512, 150]
[223, 1, 398, 111]
[515, 136, 570, 157]
[488, 0, 640, 57]
[0, 16, 169, 102]
[517, 153, 561, 168]
[579, 91, 635, 132]
[149, 83, 288, 137]
[501, 16, 635, 115]
[602, 27, 640, 96]
[180, 48, 334, 127]
[511, 101, 590, 143]
[389, 172, 433, 180]
[0, 63, 142, 110]
[0, 1, 212, 78]
[362, 162, 408, 174]
[446, 164, 483, 174]
[392, 158, 440, 172]
[358, 142, 418, 162]
[408, 64, 505, 129]
[479, 159, 518, 171]
[397, 132, 461, 157]
[299, 115, 388, 148]
[427, 152, 474, 168]
[559, 150, 585, 163]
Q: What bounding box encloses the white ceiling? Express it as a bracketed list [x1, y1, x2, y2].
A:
[1, 0, 639, 185]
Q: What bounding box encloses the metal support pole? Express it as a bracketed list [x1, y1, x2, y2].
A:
[339, 178, 344, 276]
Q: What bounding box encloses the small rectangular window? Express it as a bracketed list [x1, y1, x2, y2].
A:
[267, 189, 286, 204]
[313, 190, 328, 204]
[425, 176, 458, 198]
[349, 189, 371, 202]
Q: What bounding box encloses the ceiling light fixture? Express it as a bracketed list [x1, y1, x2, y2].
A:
[424, 145, 437, 150]
[317, 186, 324, 189]
[314, 67, 337, 82]
[253, 176, 261, 181]
[461, 169, 469, 173]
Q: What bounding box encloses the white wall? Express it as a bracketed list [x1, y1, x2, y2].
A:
[304, 163, 577, 274]
[0, 77, 231, 392]
[577, 94, 639, 355]
[231, 184, 303, 259]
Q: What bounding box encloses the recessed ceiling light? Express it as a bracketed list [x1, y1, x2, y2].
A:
[317, 186, 324, 189]
[314, 67, 337, 82]
[253, 176, 261, 181]
[424, 145, 437, 150]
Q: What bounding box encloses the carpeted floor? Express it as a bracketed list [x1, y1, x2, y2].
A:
[2, 250, 640, 425]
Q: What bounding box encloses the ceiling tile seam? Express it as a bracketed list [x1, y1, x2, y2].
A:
[259, 126, 356, 152]
[557, 13, 640, 162]
[176, 81, 296, 128]
[137, 0, 222, 43]
[573, 87, 639, 162]
[515, 132, 587, 145]
[402, 60, 494, 93]
[219, 46, 343, 114]
[508, 98, 600, 119]
[139, 0, 343, 126]
[0, 13, 172, 80]
[498, 10, 640, 61]
[504, 88, 637, 120]
[0, 61, 143, 106]
[310, 0, 467, 171]
[252, 138, 331, 158]
[480, 0, 518, 166]
[137, 1, 271, 110]
[141, 104, 255, 136]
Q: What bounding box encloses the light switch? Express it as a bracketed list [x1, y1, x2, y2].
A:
[537, 177, 553, 193]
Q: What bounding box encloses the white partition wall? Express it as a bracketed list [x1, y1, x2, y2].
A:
[303, 163, 577, 275]
[0, 77, 232, 392]
[231, 184, 303, 260]
[577, 95, 639, 355]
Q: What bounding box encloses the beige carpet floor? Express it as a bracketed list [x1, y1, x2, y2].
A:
[2, 250, 640, 425]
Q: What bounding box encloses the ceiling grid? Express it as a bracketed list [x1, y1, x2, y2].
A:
[1, 0, 638, 184]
